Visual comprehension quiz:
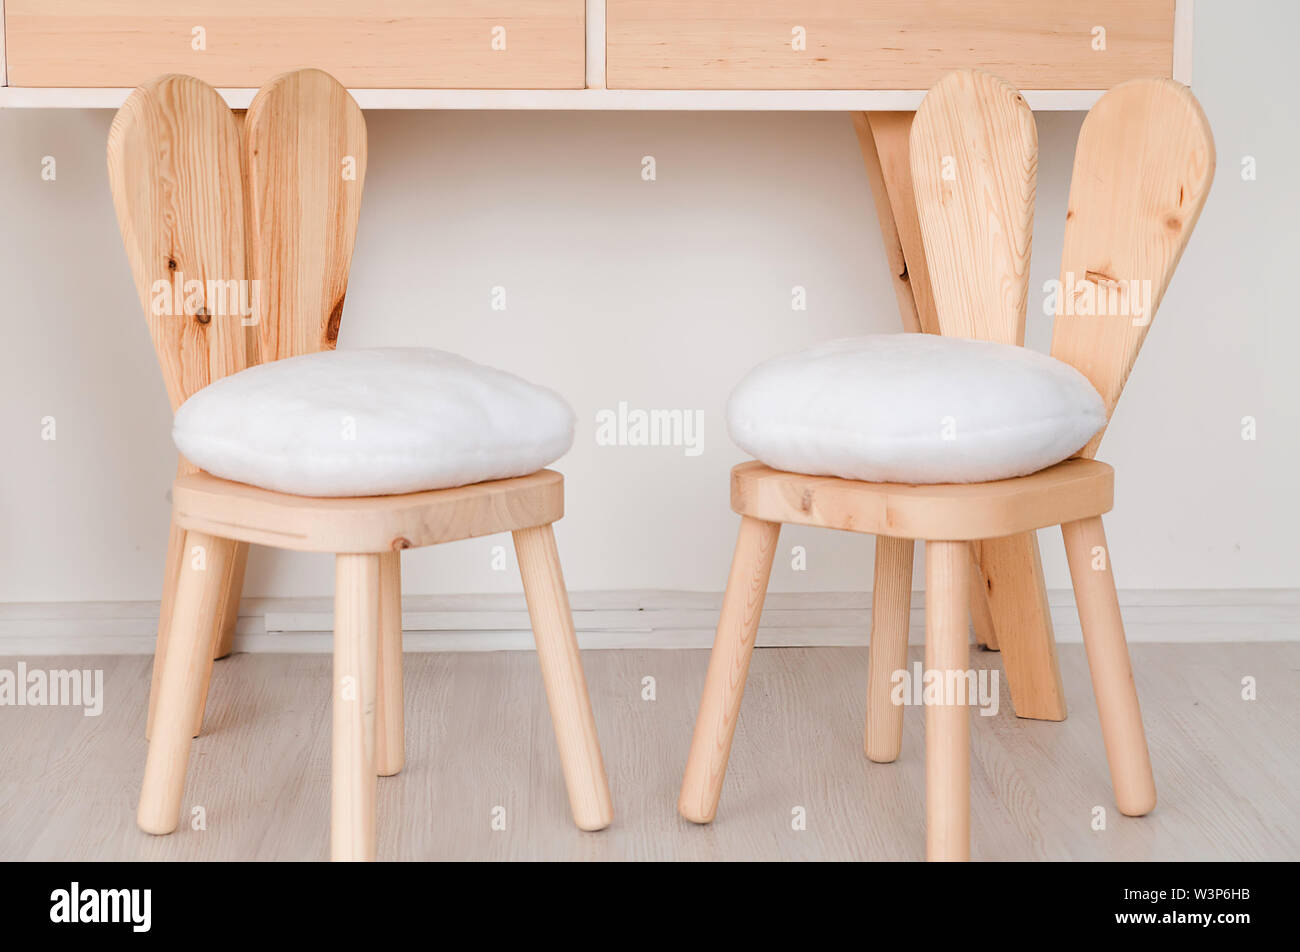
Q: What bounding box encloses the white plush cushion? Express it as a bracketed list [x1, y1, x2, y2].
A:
[726, 334, 1106, 484]
[173, 348, 575, 497]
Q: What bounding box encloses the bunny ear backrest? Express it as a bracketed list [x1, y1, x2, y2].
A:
[245, 68, 368, 363]
[909, 69, 1038, 346]
[1050, 78, 1215, 458]
[108, 74, 250, 409]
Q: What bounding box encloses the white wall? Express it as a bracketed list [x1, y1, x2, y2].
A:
[1, 0, 1296, 606]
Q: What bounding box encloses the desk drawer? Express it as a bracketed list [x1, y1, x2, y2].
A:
[5, 1, 586, 88]
[607, 0, 1176, 90]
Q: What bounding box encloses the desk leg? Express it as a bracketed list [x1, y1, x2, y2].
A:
[980, 533, 1067, 720]
[853, 111, 1066, 721]
[852, 111, 938, 334]
[968, 541, 999, 651]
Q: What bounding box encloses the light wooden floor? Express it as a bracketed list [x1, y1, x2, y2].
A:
[1, 643, 1296, 861]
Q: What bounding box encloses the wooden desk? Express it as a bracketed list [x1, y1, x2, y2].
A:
[0, 1, 1195, 720]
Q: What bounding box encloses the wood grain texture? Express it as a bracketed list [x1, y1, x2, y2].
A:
[731, 459, 1113, 542]
[107, 73, 250, 410]
[245, 69, 366, 362]
[865, 536, 913, 763]
[6, 644, 1296, 861]
[212, 541, 248, 661]
[967, 542, 998, 651]
[375, 551, 404, 778]
[172, 469, 565, 554]
[981, 533, 1067, 721]
[855, 108, 1032, 692]
[1051, 77, 1215, 458]
[1061, 517, 1156, 816]
[679, 516, 780, 823]
[332, 554, 380, 861]
[7, 1, 586, 89]
[924, 540, 970, 861]
[909, 69, 1065, 722]
[853, 111, 939, 334]
[910, 69, 1037, 346]
[606, 0, 1176, 90]
[147, 510, 188, 741]
[514, 525, 613, 831]
[137, 531, 237, 834]
[110, 76, 251, 739]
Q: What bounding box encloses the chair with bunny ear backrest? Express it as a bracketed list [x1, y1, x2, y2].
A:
[113, 69, 611, 860]
[678, 69, 1212, 861]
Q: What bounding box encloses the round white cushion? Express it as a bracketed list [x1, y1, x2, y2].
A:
[726, 334, 1106, 485]
[173, 348, 575, 497]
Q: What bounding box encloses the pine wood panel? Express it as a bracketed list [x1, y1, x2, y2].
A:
[171, 469, 566, 554]
[107, 73, 250, 410]
[909, 69, 1037, 345]
[730, 459, 1114, 542]
[607, 0, 1176, 90]
[244, 69, 367, 361]
[7, 1, 585, 89]
[1051, 78, 1215, 458]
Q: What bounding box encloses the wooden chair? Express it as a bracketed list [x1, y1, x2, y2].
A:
[109, 70, 612, 860]
[678, 71, 1214, 860]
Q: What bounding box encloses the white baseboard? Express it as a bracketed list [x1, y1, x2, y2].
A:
[1, 588, 1297, 655]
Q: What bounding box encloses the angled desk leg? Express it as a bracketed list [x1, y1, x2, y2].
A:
[853, 111, 1066, 722]
[968, 541, 999, 651]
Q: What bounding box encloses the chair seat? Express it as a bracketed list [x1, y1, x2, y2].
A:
[172, 468, 565, 553]
[726, 334, 1107, 484]
[173, 348, 575, 497]
[730, 458, 1114, 541]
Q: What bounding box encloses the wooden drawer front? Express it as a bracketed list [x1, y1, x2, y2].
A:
[607, 1, 1176, 90]
[5, 1, 586, 88]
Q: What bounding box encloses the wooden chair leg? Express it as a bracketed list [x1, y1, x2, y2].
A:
[138, 531, 236, 835]
[375, 551, 405, 777]
[514, 524, 613, 832]
[332, 553, 381, 861]
[1061, 517, 1156, 817]
[679, 516, 781, 824]
[187, 540, 247, 738]
[925, 540, 970, 861]
[148, 527, 246, 741]
[146, 515, 187, 741]
[980, 532, 1067, 720]
[865, 536, 914, 763]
